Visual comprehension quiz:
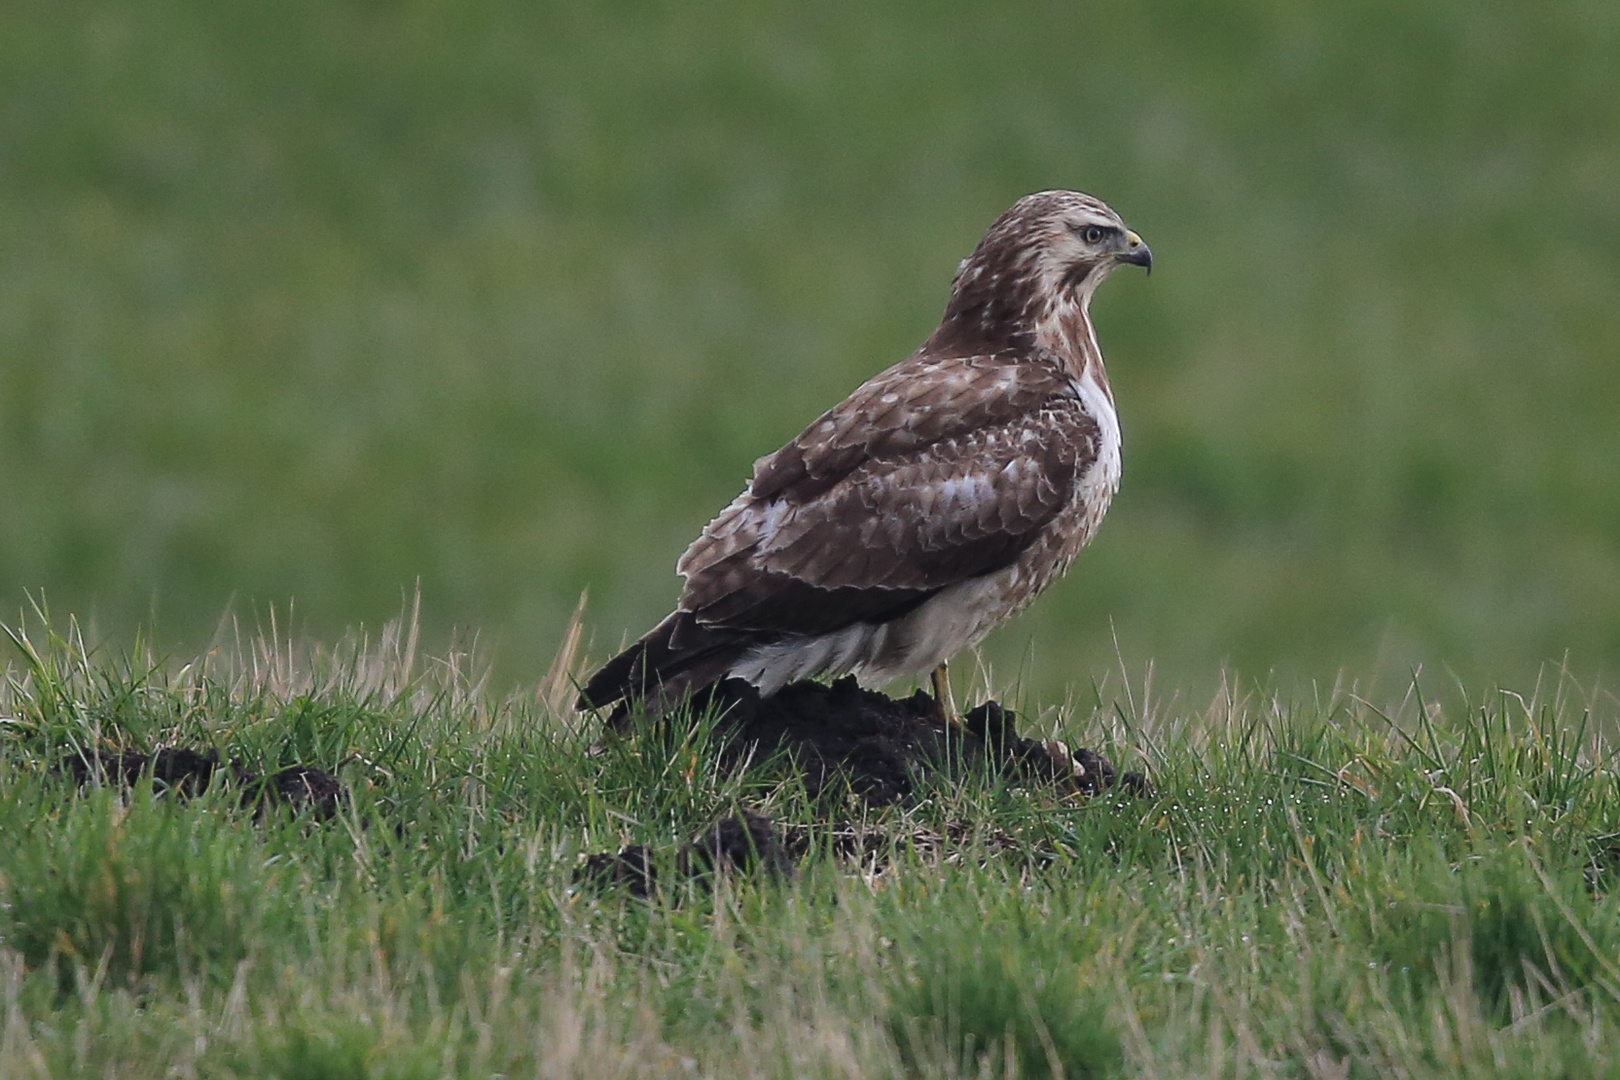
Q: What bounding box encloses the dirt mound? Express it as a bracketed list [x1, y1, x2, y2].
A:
[58, 747, 344, 819]
[699, 676, 1148, 806]
[577, 809, 792, 899]
[580, 679, 1151, 895]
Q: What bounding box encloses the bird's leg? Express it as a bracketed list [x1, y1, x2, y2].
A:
[930, 661, 963, 734]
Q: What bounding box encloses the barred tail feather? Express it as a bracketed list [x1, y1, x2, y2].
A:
[576, 610, 757, 714]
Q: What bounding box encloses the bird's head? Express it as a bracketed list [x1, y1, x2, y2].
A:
[972, 189, 1152, 292]
[938, 190, 1150, 350]
[1039, 191, 1151, 284]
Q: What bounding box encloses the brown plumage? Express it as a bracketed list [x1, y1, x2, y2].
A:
[579, 190, 1151, 715]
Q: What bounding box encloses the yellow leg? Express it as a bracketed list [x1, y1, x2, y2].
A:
[930, 661, 964, 733]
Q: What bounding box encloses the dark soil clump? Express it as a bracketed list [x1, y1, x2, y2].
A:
[579, 679, 1151, 895]
[58, 747, 344, 819]
[261, 765, 345, 817]
[578, 809, 791, 898]
[698, 676, 1149, 806]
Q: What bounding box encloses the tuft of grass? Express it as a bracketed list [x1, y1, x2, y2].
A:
[1361, 844, 1620, 1018]
[244, 1020, 442, 1080]
[886, 882, 1122, 1079]
[0, 781, 280, 990]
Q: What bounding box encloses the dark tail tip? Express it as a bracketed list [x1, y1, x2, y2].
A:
[575, 611, 755, 715]
[575, 640, 647, 711]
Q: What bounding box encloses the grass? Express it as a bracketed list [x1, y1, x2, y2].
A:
[3, 609, 1618, 1078]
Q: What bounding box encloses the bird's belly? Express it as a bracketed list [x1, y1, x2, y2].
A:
[851, 571, 1024, 684]
[722, 569, 1025, 695]
[725, 621, 886, 696]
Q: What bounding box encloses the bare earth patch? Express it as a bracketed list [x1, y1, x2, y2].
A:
[582, 677, 1151, 893]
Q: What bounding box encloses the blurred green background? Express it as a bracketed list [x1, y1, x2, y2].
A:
[3, 1, 1617, 701]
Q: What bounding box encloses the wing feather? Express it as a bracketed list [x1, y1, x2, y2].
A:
[674, 351, 1099, 636]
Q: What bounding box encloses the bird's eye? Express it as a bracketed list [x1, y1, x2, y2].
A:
[1082, 226, 1105, 245]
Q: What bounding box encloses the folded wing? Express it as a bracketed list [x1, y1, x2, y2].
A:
[679, 353, 1098, 634]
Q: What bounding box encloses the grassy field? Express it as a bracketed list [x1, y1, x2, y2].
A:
[3, 2, 1619, 699]
[2, 614, 1618, 1078]
[5, 8, 1620, 1072]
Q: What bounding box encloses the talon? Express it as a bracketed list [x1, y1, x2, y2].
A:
[930, 662, 967, 734]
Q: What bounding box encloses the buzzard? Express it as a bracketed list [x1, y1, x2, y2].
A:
[578, 190, 1151, 720]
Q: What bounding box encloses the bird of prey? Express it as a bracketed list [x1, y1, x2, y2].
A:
[578, 190, 1151, 721]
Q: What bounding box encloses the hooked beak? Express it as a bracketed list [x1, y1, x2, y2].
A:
[1118, 229, 1152, 274]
